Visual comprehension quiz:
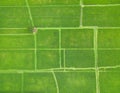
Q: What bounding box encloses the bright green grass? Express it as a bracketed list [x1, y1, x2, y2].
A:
[61, 29, 94, 48]
[98, 50, 120, 67]
[0, 7, 31, 28]
[98, 29, 120, 48]
[37, 29, 59, 48]
[0, 73, 22, 93]
[28, 0, 80, 5]
[0, 50, 35, 70]
[83, 6, 120, 27]
[55, 72, 96, 93]
[24, 72, 56, 93]
[100, 72, 120, 93]
[0, 35, 34, 49]
[30, 6, 80, 27]
[83, 0, 120, 5]
[37, 50, 60, 69]
[65, 50, 95, 68]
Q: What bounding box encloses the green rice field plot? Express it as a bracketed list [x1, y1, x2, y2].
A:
[61, 29, 93, 48]
[83, 0, 120, 5]
[0, 0, 26, 6]
[98, 29, 120, 48]
[55, 72, 96, 93]
[28, 0, 80, 5]
[83, 6, 120, 27]
[0, 50, 35, 70]
[30, 6, 80, 27]
[0, 35, 34, 49]
[37, 29, 59, 48]
[98, 50, 120, 67]
[65, 50, 95, 68]
[0, 73, 22, 93]
[37, 50, 60, 69]
[0, 7, 31, 28]
[0, 0, 120, 93]
[0, 29, 31, 34]
[24, 72, 57, 93]
[99, 72, 120, 93]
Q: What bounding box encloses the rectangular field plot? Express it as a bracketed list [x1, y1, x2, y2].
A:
[0, 73, 22, 93]
[98, 50, 120, 67]
[55, 72, 96, 93]
[33, 17, 80, 27]
[37, 50, 60, 69]
[30, 6, 80, 27]
[0, 29, 31, 34]
[98, 29, 120, 48]
[0, 35, 34, 49]
[28, 0, 80, 5]
[83, 0, 120, 5]
[65, 50, 95, 68]
[37, 29, 59, 48]
[0, 50, 35, 70]
[99, 72, 120, 93]
[24, 72, 56, 93]
[0, 0, 26, 6]
[61, 29, 94, 48]
[0, 7, 31, 28]
[83, 6, 120, 27]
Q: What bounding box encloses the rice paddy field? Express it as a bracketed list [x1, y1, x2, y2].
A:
[0, 0, 120, 93]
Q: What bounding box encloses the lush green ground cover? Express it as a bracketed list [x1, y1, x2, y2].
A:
[0, 0, 120, 93]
